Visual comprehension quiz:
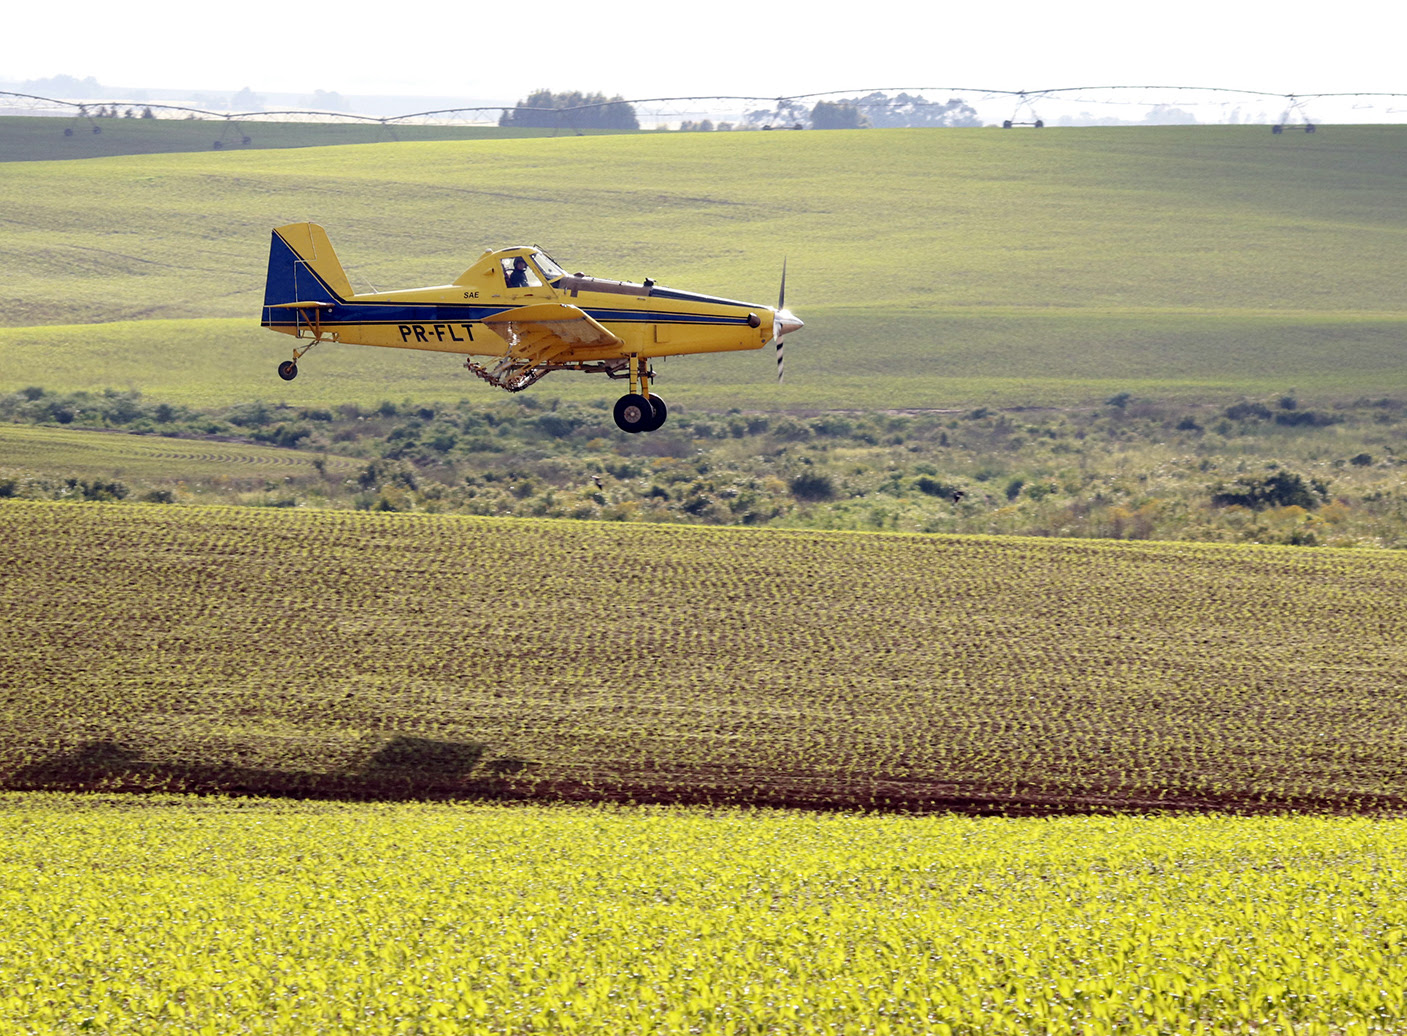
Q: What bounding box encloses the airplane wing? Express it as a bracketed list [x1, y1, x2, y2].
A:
[481, 303, 623, 358]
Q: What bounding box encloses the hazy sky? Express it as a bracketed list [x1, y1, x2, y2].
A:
[4, 0, 1402, 103]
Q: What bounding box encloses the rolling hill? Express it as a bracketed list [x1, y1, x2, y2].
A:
[3, 125, 1405, 409]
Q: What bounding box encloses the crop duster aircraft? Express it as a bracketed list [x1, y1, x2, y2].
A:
[261, 223, 803, 432]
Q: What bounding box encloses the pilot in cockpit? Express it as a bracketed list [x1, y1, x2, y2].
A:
[506, 256, 530, 288]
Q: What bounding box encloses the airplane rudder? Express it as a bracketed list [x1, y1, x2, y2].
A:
[295, 223, 354, 298]
[262, 223, 353, 307]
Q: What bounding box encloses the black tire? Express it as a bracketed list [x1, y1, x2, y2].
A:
[641, 394, 668, 431]
[613, 393, 653, 433]
[277, 360, 299, 381]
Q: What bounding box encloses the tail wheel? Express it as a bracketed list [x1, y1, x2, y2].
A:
[277, 360, 299, 381]
[613, 393, 654, 433]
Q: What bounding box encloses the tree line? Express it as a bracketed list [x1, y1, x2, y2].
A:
[502, 90, 982, 131]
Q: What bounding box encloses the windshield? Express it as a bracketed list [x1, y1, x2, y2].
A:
[532, 251, 567, 282]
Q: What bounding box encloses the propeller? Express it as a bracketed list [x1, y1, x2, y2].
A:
[772, 259, 803, 383]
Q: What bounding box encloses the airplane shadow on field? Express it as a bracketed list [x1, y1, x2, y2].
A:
[12, 738, 1402, 814]
[11, 734, 537, 800]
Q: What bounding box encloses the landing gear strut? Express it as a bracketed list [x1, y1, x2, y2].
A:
[275, 318, 328, 383]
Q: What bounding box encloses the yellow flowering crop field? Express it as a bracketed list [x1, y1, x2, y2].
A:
[3, 499, 1405, 813]
[2, 797, 1404, 1035]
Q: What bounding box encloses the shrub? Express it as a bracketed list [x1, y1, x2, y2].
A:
[1274, 411, 1338, 428]
[227, 401, 274, 428]
[64, 478, 128, 502]
[1210, 471, 1328, 510]
[535, 413, 581, 439]
[1224, 401, 1273, 421]
[789, 473, 835, 502]
[914, 476, 961, 499]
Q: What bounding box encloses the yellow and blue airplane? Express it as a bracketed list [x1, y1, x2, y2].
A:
[260, 223, 803, 432]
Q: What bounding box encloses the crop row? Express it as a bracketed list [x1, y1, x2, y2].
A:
[3, 500, 1405, 811]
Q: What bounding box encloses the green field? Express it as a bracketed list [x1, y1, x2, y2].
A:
[4, 125, 1406, 408]
[0, 422, 360, 482]
[0, 114, 585, 163]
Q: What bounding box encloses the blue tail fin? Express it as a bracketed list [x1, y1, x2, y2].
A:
[262, 223, 354, 322]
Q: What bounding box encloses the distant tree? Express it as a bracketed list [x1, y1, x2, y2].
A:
[21, 74, 100, 98]
[231, 87, 262, 111]
[140, 106, 155, 119]
[742, 98, 810, 129]
[810, 101, 868, 130]
[499, 90, 638, 130]
[679, 119, 714, 131]
[312, 89, 347, 112]
[838, 91, 980, 128]
[1144, 104, 1197, 125]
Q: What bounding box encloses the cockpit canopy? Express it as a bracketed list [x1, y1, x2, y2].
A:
[456, 248, 567, 289]
[500, 250, 566, 288]
[465, 248, 752, 307]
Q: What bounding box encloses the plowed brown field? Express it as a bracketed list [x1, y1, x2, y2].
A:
[3, 499, 1404, 813]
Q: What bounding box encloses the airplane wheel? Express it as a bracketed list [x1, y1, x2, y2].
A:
[277, 360, 299, 381]
[641, 394, 668, 431]
[613, 393, 654, 433]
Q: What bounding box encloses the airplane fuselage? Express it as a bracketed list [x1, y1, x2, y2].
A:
[259, 223, 802, 431]
[260, 228, 780, 363]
